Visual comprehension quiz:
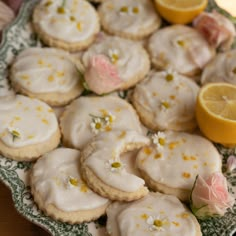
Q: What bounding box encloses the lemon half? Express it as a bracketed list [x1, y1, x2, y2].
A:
[154, 0, 208, 24]
[196, 82, 236, 147]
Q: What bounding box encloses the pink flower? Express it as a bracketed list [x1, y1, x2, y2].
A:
[227, 155, 236, 173]
[190, 172, 234, 219]
[0, 1, 14, 30]
[84, 55, 122, 95]
[3, 0, 23, 13]
[193, 11, 236, 51]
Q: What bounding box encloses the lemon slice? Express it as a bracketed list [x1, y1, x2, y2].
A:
[196, 83, 236, 147]
[154, 0, 208, 24]
[215, 0, 236, 17]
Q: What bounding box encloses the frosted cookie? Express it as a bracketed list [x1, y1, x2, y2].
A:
[0, 95, 60, 161]
[80, 130, 150, 201]
[82, 36, 150, 90]
[148, 25, 215, 76]
[10, 48, 84, 106]
[98, 0, 161, 40]
[30, 148, 110, 223]
[132, 71, 199, 132]
[60, 96, 144, 149]
[136, 131, 222, 201]
[87, 0, 106, 2]
[106, 192, 202, 236]
[201, 49, 236, 85]
[33, 0, 100, 51]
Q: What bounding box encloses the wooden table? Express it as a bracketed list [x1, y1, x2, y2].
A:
[0, 181, 49, 236]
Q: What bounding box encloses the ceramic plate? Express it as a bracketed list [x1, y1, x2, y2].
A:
[0, 1, 235, 235]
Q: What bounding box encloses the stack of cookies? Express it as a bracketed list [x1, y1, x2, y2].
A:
[1, 0, 235, 235]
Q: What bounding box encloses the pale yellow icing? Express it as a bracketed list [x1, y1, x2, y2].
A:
[148, 25, 215, 74]
[201, 49, 236, 85]
[99, 0, 161, 35]
[0, 95, 58, 148]
[136, 131, 222, 189]
[34, 0, 99, 43]
[31, 148, 109, 211]
[106, 192, 198, 236]
[84, 130, 150, 192]
[60, 96, 144, 149]
[11, 47, 83, 93]
[82, 36, 149, 83]
[133, 71, 199, 131]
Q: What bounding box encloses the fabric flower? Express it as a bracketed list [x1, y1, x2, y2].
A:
[146, 215, 169, 232]
[104, 112, 116, 126]
[90, 117, 104, 134]
[108, 48, 119, 64]
[151, 132, 166, 152]
[84, 55, 122, 95]
[162, 68, 178, 83]
[8, 127, 21, 141]
[190, 172, 235, 219]
[89, 112, 116, 134]
[105, 160, 124, 173]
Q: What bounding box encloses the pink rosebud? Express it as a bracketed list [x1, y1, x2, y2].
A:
[84, 55, 122, 95]
[227, 155, 236, 172]
[3, 0, 23, 13]
[193, 11, 236, 51]
[190, 172, 234, 219]
[0, 1, 14, 30]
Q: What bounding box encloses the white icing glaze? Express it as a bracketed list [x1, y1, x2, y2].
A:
[32, 148, 109, 212]
[0, 95, 58, 148]
[34, 0, 99, 43]
[201, 49, 236, 85]
[136, 131, 222, 189]
[99, 0, 160, 35]
[84, 130, 150, 192]
[148, 25, 215, 75]
[88, 0, 106, 2]
[120, 150, 141, 178]
[106, 192, 198, 236]
[82, 36, 149, 83]
[11, 47, 83, 93]
[60, 96, 144, 149]
[133, 71, 199, 130]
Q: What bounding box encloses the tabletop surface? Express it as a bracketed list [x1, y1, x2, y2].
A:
[0, 181, 49, 236]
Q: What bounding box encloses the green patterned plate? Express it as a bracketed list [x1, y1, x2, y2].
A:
[0, 1, 235, 235]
